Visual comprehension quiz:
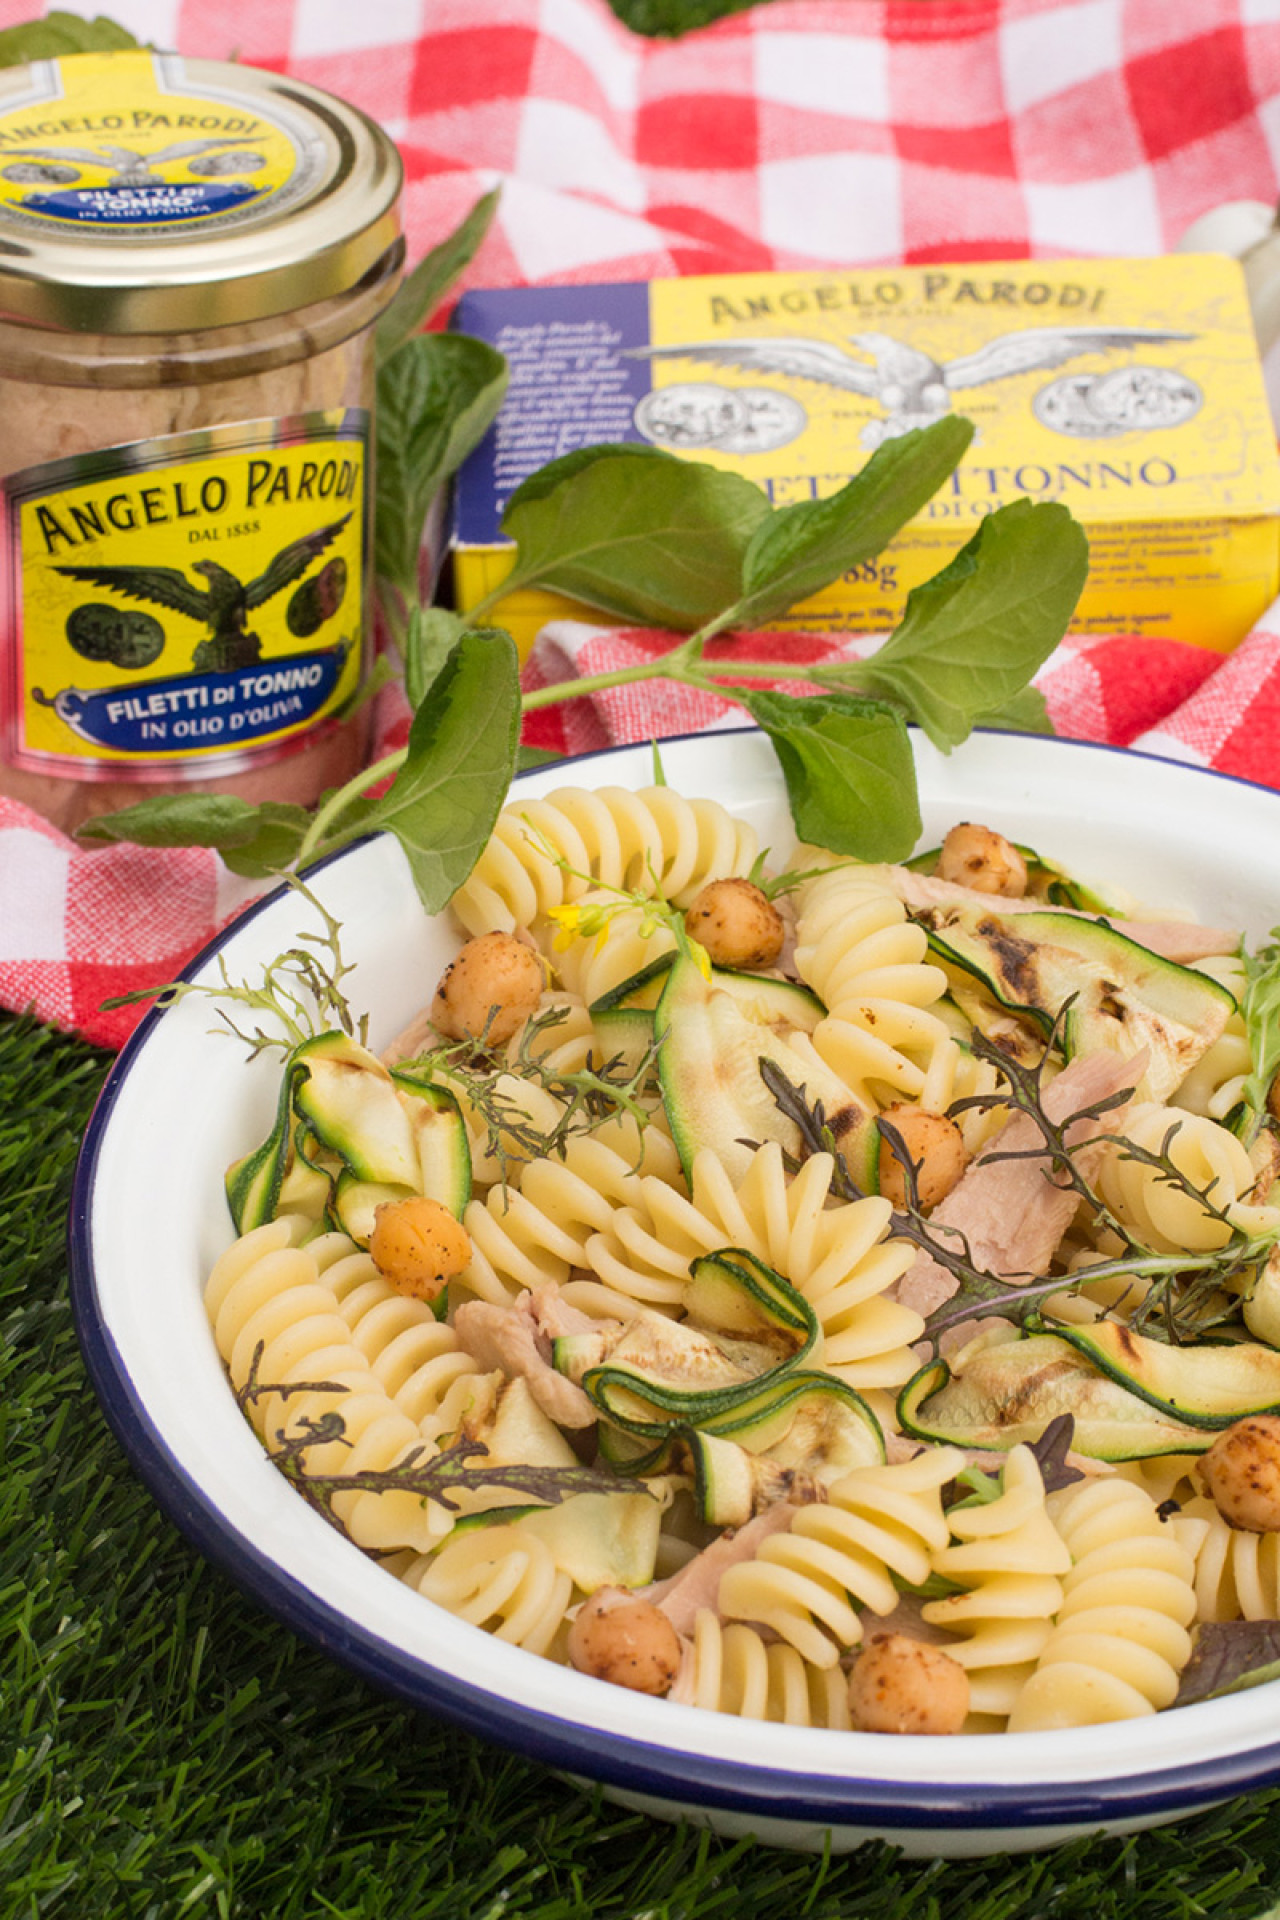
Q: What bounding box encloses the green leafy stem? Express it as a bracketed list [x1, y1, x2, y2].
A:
[74, 190, 1091, 921]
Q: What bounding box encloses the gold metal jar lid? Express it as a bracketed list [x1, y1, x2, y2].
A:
[0, 48, 403, 334]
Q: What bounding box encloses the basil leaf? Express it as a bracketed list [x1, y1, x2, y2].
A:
[503, 441, 675, 510]
[517, 745, 562, 772]
[405, 605, 468, 711]
[349, 627, 521, 911]
[499, 447, 770, 630]
[974, 685, 1054, 736]
[1176, 1620, 1280, 1706]
[217, 809, 316, 879]
[375, 333, 508, 601]
[375, 188, 501, 364]
[0, 12, 138, 64]
[841, 500, 1088, 751]
[75, 794, 309, 864]
[743, 690, 920, 861]
[727, 417, 974, 629]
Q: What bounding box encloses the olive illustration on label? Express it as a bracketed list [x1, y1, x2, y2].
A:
[66, 602, 165, 669]
[54, 514, 351, 674]
[286, 556, 348, 638]
[4, 161, 81, 185]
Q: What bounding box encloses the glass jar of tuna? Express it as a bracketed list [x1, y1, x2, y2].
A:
[0, 48, 403, 831]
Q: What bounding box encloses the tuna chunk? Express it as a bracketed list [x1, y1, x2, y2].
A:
[895, 1049, 1142, 1321]
[646, 1504, 801, 1638]
[452, 1287, 606, 1429]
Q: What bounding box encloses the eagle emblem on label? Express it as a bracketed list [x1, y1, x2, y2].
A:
[629, 326, 1195, 450]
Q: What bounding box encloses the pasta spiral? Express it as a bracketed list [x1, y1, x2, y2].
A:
[920, 1446, 1071, 1727]
[459, 1125, 687, 1308]
[452, 785, 759, 935]
[687, 1145, 924, 1387]
[716, 1448, 964, 1667]
[401, 1524, 573, 1657]
[505, 990, 601, 1077]
[1095, 1104, 1280, 1253]
[321, 1246, 487, 1441]
[580, 1143, 924, 1386]
[1174, 953, 1249, 1121]
[792, 864, 953, 1109]
[204, 1218, 461, 1553]
[1179, 1493, 1280, 1624]
[672, 1609, 851, 1727]
[1006, 1478, 1199, 1728]
[546, 901, 677, 1008]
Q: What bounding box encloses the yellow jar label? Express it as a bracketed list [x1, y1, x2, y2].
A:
[2, 410, 368, 775]
[0, 50, 307, 230]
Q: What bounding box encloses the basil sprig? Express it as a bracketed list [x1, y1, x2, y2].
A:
[75, 188, 1090, 907]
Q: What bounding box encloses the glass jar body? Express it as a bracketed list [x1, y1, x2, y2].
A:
[0, 246, 400, 833]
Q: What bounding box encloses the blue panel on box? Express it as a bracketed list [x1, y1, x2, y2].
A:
[452, 281, 652, 543]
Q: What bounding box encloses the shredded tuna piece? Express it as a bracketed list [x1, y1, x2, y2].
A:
[524, 1282, 602, 1342]
[883, 866, 1238, 959]
[452, 1293, 600, 1429]
[895, 1049, 1143, 1322]
[646, 1504, 800, 1638]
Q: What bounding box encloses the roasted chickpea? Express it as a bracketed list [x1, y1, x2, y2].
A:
[877, 1104, 969, 1211]
[431, 932, 543, 1045]
[684, 878, 785, 971]
[1197, 1415, 1280, 1532]
[368, 1196, 471, 1303]
[847, 1632, 969, 1735]
[936, 822, 1028, 898]
[567, 1586, 682, 1696]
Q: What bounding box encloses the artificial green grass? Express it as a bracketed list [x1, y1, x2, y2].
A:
[5, 1004, 1280, 1919]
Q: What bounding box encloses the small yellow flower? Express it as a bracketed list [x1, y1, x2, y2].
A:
[688, 937, 712, 982]
[547, 904, 583, 952]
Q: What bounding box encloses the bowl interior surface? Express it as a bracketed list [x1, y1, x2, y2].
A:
[71, 728, 1280, 1842]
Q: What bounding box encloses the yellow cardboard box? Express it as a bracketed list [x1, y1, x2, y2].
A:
[451, 254, 1280, 656]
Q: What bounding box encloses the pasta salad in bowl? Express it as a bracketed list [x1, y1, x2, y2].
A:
[70, 726, 1280, 1858]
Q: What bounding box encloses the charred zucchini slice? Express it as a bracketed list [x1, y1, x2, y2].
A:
[919, 906, 1233, 1099]
[898, 1330, 1217, 1458]
[655, 954, 877, 1186]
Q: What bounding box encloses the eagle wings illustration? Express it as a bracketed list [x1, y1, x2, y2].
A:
[7, 136, 260, 187]
[55, 514, 350, 673]
[631, 325, 1194, 446]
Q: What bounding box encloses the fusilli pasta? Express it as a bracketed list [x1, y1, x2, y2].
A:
[1007, 1479, 1200, 1728]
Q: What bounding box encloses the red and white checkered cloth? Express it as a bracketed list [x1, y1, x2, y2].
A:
[4, 0, 1280, 1046]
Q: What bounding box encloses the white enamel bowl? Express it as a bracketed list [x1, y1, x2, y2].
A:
[70, 728, 1280, 1858]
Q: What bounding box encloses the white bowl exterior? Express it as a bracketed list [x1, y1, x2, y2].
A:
[79, 730, 1280, 1855]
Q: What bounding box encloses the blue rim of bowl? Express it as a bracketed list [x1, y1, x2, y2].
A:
[67, 728, 1280, 1833]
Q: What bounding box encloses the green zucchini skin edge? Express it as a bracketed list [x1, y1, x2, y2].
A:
[896, 1334, 1222, 1459]
[225, 1056, 309, 1233]
[655, 954, 878, 1189]
[1030, 1317, 1280, 1429]
[578, 1248, 821, 1434]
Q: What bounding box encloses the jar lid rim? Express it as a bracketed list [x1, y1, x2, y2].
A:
[0, 49, 403, 333]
